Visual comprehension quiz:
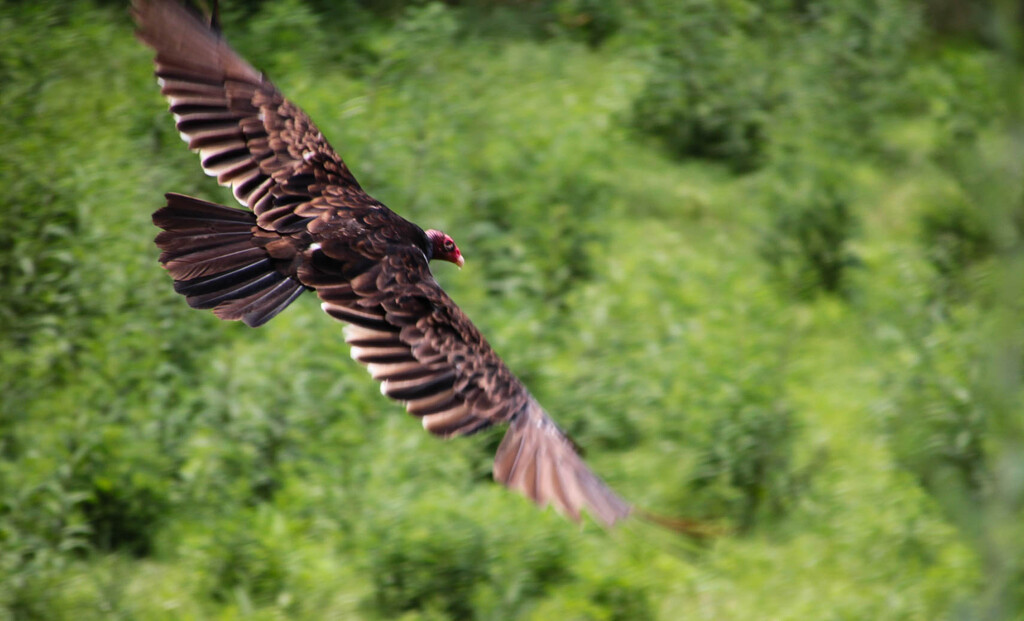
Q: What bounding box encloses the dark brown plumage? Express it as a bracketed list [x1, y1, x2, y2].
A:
[133, 0, 631, 527]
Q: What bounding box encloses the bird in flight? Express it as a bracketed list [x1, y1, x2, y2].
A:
[132, 0, 631, 527]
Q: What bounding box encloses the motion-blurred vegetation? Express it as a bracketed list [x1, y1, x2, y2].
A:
[2, 0, 1023, 618]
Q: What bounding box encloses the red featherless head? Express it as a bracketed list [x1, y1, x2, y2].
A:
[426, 229, 464, 268]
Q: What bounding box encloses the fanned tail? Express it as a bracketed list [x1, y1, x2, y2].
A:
[153, 193, 306, 327]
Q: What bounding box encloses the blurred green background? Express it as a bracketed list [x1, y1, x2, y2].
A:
[2, 0, 1023, 618]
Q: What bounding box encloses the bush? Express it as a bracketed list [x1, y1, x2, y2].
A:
[364, 509, 490, 619]
[631, 0, 923, 170]
[919, 193, 995, 280]
[69, 425, 176, 557]
[205, 518, 290, 605]
[552, 0, 625, 47]
[631, 0, 777, 170]
[689, 381, 800, 531]
[884, 358, 987, 496]
[759, 168, 858, 298]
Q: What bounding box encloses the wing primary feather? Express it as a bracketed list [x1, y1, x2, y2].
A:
[366, 360, 430, 381]
[356, 346, 419, 364]
[553, 457, 585, 521]
[187, 127, 244, 149]
[176, 111, 245, 129]
[322, 302, 392, 331]
[156, 76, 225, 96]
[381, 369, 456, 401]
[404, 389, 458, 416]
[343, 324, 402, 344]
[234, 173, 272, 203]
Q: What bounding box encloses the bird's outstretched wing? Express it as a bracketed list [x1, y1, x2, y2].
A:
[132, 0, 385, 232]
[135, 0, 417, 326]
[303, 244, 631, 526]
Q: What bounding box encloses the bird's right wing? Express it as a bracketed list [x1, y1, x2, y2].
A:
[133, 0, 384, 232]
[301, 244, 633, 527]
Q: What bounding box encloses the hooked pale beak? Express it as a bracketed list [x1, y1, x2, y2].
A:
[455, 254, 465, 269]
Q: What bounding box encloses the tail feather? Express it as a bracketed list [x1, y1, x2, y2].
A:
[215, 277, 306, 326]
[171, 258, 274, 297]
[160, 240, 266, 281]
[154, 193, 305, 327]
[155, 229, 252, 253]
[181, 270, 286, 309]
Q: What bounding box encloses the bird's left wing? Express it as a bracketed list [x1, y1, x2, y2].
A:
[300, 245, 633, 527]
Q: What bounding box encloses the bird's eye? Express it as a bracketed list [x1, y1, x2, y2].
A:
[443, 240, 455, 252]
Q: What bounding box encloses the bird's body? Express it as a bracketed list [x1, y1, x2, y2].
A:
[134, 0, 631, 527]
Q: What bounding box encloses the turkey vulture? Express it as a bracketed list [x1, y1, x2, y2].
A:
[132, 0, 631, 527]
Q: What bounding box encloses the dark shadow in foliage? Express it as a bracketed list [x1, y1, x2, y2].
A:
[630, 1, 777, 171]
[884, 342, 988, 505]
[691, 398, 800, 533]
[71, 434, 173, 557]
[366, 511, 489, 619]
[363, 506, 573, 620]
[759, 171, 859, 299]
[550, 0, 624, 47]
[203, 519, 288, 606]
[918, 192, 995, 297]
[922, 0, 1013, 45]
[80, 484, 168, 557]
[590, 576, 654, 621]
[631, 0, 922, 172]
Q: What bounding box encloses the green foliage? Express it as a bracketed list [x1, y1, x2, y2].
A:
[551, 0, 625, 47]
[882, 320, 987, 495]
[204, 515, 290, 605]
[631, 0, 775, 170]
[918, 191, 995, 279]
[631, 0, 922, 171]
[691, 395, 798, 531]
[759, 168, 858, 297]
[2, 0, 1023, 619]
[365, 510, 490, 618]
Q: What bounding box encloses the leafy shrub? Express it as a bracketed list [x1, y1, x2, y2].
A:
[631, 0, 776, 171]
[919, 192, 995, 279]
[884, 360, 987, 496]
[552, 0, 625, 47]
[632, 0, 923, 170]
[234, 0, 327, 76]
[759, 168, 858, 298]
[70, 429, 174, 557]
[470, 175, 609, 307]
[205, 518, 289, 605]
[358, 496, 579, 620]
[690, 385, 800, 531]
[372, 1, 461, 83]
[364, 509, 490, 619]
[589, 576, 654, 621]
